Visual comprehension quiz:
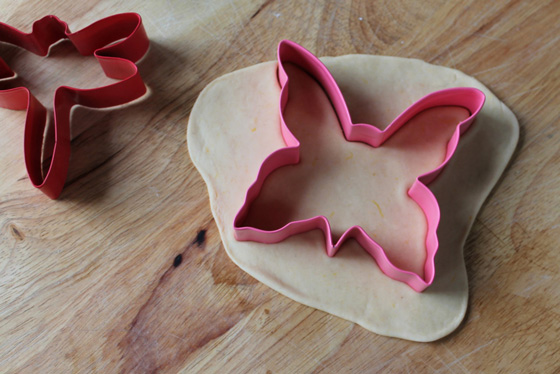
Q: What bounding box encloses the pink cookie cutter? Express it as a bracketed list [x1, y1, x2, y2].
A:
[0, 13, 149, 199]
[233, 40, 485, 292]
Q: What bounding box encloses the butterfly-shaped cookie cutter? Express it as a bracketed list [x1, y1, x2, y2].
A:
[0, 13, 149, 199]
[233, 40, 486, 292]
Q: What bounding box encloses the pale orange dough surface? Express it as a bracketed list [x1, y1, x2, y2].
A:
[187, 56, 518, 341]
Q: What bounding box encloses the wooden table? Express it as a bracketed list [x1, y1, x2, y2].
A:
[1, 1, 558, 372]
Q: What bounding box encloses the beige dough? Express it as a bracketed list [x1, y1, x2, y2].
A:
[187, 55, 518, 341]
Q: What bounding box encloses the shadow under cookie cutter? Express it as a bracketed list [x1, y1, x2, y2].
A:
[0, 13, 149, 199]
[233, 40, 486, 292]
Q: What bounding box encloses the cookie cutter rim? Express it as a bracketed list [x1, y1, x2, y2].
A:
[233, 40, 486, 292]
[0, 13, 149, 199]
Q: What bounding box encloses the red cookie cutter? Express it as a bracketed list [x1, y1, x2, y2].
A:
[233, 40, 485, 292]
[0, 13, 149, 199]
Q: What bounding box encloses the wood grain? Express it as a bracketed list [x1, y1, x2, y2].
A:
[0, 0, 558, 372]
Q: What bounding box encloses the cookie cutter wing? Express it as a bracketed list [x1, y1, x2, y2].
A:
[233, 40, 485, 292]
[0, 13, 149, 199]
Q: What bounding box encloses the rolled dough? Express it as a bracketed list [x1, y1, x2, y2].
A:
[187, 55, 518, 341]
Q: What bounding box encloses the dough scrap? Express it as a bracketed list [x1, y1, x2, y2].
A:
[187, 55, 518, 341]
